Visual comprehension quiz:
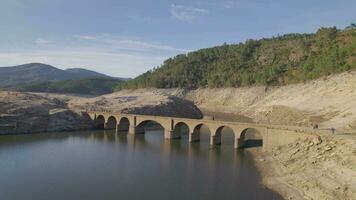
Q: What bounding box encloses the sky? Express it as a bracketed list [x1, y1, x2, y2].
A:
[0, 0, 355, 78]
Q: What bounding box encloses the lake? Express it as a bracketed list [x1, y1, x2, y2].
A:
[0, 129, 282, 200]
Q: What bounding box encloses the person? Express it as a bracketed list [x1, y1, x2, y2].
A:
[331, 127, 336, 134]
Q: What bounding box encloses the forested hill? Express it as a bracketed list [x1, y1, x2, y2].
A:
[117, 25, 356, 90]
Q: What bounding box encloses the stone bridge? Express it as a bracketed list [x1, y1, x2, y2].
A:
[88, 112, 315, 151]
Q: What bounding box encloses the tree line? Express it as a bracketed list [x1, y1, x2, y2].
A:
[116, 25, 356, 90]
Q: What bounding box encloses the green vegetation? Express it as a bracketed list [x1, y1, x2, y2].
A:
[117, 25, 356, 90]
[8, 77, 123, 96]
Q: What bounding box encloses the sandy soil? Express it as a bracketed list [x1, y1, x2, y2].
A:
[68, 89, 202, 118]
[151, 71, 356, 131]
[0, 91, 93, 134]
[250, 133, 356, 200]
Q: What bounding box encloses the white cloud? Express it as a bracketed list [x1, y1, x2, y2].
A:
[0, 50, 166, 78]
[193, 1, 240, 9]
[75, 35, 191, 52]
[170, 4, 208, 21]
[76, 35, 97, 40]
[223, 1, 240, 9]
[0, 35, 191, 78]
[127, 14, 152, 23]
[34, 38, 53, 45]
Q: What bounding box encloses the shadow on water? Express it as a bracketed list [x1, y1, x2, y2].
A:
[242, 139, 263, 148]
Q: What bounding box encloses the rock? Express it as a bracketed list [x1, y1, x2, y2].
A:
[0, 92, 94, 135]
[324, 146, 333, 151]
[312, 136, 323, 145]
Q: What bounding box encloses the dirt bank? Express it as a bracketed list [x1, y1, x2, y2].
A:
[145, 71, 356, 131]
[68, 89, 203, 119]
[0, 91, 93, 134]
[250, 132, 356, 200]
[0, 90, 203, 135]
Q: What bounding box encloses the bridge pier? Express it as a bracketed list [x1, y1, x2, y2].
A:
[210, 135, 221, 146]
[129, 126, 137, 134]
[234, 137, 240, 149]
[189, 132, 200, 142]
[164, 130, 180, 139]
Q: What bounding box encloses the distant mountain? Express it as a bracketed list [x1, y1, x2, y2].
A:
[8, 77, 124, 96]
[65, 68, 109, 78]
[0, 63, 122, 87]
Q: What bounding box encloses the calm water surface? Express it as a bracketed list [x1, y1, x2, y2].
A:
[0, 130, 282, 200]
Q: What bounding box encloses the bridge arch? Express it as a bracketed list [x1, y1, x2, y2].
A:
[173, 122, 190, 140]
[191, 123, 211, 143]
[117, 117, 130, 133]
[94, 115, 106, 129]
[106, 116, 117, 130]
[237, 127, 263, 148]
[135, 120, 165, 134]
[213, 125, 235, 146]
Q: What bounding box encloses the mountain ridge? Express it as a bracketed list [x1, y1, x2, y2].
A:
[0, 63, 123, 87]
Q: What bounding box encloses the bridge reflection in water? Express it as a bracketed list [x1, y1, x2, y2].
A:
[86, 128, 251, 168]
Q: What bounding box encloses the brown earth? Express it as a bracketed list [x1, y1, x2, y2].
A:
[251, 133, 356, 200]
[149, 70, 356, 132]
[67, 89, 202, 119]
[0, 90, 203, 135]
[0, 91, 93, 134]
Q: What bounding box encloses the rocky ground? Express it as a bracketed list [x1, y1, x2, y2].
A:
[0, 90, 203, 135]
[67, 89, 202, 118]
[252, 132, 356, 200]
[148, 70, 356, 132]
[0, 91, 93, 134]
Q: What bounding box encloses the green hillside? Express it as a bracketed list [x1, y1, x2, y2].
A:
[7, 77, 123, 96]
[117, 25, 356, 90]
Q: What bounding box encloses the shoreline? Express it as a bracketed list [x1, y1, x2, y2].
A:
[248, 148, 306, 200]
[249, 133, 356, 200]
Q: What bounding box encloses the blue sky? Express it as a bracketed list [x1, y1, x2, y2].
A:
[0, 0, 355, 77]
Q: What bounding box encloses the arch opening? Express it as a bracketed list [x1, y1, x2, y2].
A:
[94, 115, 105, 129]
[191, 124, 211, 143]
[239, 128, 263, 148]
[117, 117, 130, 133]
[215, 126, 235, 147]
[135, 120, 165, 134]
[106, 116, 117, 130]
[173, 122, 189, 140]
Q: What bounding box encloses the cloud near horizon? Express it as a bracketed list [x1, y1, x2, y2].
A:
[0, 35, 189, 78]
[76, 35, 191, 52]
[0, 50, 166, 78]
[170, 4, 208, 21]
[34, 38, 53, 46]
